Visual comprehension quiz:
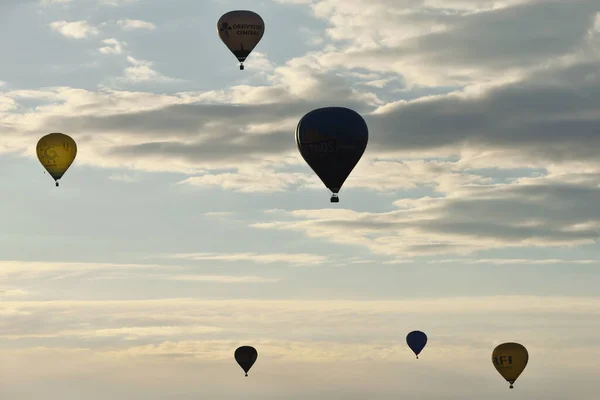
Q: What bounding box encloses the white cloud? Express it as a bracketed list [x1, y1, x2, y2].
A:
[40, 0, 72, 4]
[0, 288, 28, 298]
[120, 56, 180, 83]
[49, 20, 99, 39]
[294, 0, 599, 87]
[0, 294, 597, 400]
[0, 325, 224, 340]
[204, 212, 235, 218]
[162, 252, 329, 265]
[117, 19, 156, 30]
[99, 38, 124, 54]
[243, 51, 276, 73]
[252, 167, 600, 256]
[167, 275, 281, 283]
[431, 258, 600, 265]
[101, 0, 139, 5]
[179, 168, 316, 193]
[0, 260, 185, 283]
[2, 296, 599, 355]
[107, 172, 138, 182]
[0, 260, 285, 285]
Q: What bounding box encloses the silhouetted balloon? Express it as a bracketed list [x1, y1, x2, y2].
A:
[36, 133, 77, 187]
[296, 107, 368, 203]
[235, 346, 258, 377]
[406, 330, 427, 359]
[217, 11, 265, 70]
[492, 342, 529, 389]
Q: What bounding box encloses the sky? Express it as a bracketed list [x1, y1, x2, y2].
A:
[1, 0, 600, 398]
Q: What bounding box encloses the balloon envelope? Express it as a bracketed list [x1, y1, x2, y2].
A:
[406, 330, 428, 359]
[217, 10, 265, 69]
[36, 132, 77, 186]
[296, 107, 368, 201]
[492, 342, 529, 388]
[235, 346, 258, 376]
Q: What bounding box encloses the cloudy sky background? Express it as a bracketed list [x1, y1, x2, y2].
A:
[1, 0, 600, 398]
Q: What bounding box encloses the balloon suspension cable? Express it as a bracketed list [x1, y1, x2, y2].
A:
[240, 63, 245, 70]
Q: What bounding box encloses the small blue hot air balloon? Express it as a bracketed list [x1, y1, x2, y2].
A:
[296, 107, 368, 203]
[406, 330, 427, 359]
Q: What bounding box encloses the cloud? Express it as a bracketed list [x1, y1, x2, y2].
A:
[162, 252, 329, 265]
[431, 258, 600, 265]
[252, 168, 600, 256]
[167, 275, 281, 283]
[107, 172, 138, 182]
[243, 51, 276, 73]
[49, 20, 99, 39]
[99, 38, 124, 54]
[1, 27, 597, 180]
[0, 0, 596, 264]
[179, 168, 317, 193]
[364, 61, 600, 164]
[118, 56, 181, 83]
[0, 289, 28, 298]
[0, 325, 224, 341]
[0, 64, 378, 175]
[0, 260, 289, 288]
[0, 295, 597, 399]
[2, 296, 599, 356]
[294, 0, 599, 86]
[0, 260, 181, 281]
[117, 19, 156, 30]
[101, 0, 139, 5]
[204, 212, 235, 218]
[40, 0, 72, 4]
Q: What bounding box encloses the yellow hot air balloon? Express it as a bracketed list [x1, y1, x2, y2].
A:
[36, 133, 77, 187]
[217, 10, 265, 70]
[492, 342, 529, 389]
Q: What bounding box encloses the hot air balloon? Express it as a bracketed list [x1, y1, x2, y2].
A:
[296, 107, 368, 203]
[406, 330, 427, 359]
[217, 10, 265, 70]
[492, 342, 529, 389]
[235, 346, 258, 377]
[36, 132, 77, 187]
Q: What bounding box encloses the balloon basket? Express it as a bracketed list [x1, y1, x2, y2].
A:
[240, 64, 244, 70]
[330, 194, 339, 203]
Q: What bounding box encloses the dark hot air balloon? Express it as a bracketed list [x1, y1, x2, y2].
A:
[296, 107, 368, 203]
[217, 11, 265, 70]
[406, 330, 428, 359]
[235, 346, 258, 377]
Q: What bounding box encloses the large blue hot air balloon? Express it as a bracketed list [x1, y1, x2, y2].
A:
[296, 107, 368, 203]
[406, 330, 428, 359]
